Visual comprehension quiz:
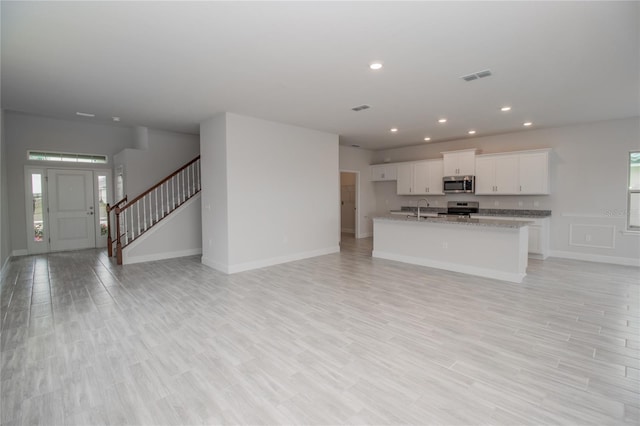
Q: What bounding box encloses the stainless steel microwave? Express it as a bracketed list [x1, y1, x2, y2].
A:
[443, 175, 475, 193]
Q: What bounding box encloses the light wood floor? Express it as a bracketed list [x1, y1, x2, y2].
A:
[1, 235, 639, 425]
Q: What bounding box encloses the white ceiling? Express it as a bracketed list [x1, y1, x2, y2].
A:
[2, 1, 639, 151]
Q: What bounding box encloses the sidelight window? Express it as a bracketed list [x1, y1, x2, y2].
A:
[629, 152, 640, 231]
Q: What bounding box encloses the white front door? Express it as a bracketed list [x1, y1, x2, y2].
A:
[47, 169, 96, 251]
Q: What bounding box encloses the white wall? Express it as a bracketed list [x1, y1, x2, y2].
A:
[4, 112, 133, 253]
[4, 111, 200, 254]
[1, 109, 11, 272]
[113, 127, 199, 199]
[201, 112, 340, 274]
[371, 117, 640, 265]
[338, 145, 376, 238]
[123, 194, 202, 264]
[200, 114, 229, 270]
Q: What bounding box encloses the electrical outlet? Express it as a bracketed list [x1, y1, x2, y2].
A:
[442, 242, 448, 249]
[586, 235, 592, 242]
[534, 201, 539, 207]
[518, 201, 523, 207]
[494, 201, 499, 206]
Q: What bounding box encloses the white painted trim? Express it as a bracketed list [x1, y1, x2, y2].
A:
[225, 246, 340, 275]
[562, 213, 623, 219]
[201, 256, 230, 274]
[124, 248, 203, 265]
[11, 249, 28, 257]
[549, 250, 640, 267]
[569, 224, 615, 249]
[372, 250, 526, 283]
[621, 230, 640, 236]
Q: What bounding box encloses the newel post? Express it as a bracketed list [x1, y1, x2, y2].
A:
[115, 206, 123, 265]
[106, 203, 113, 257]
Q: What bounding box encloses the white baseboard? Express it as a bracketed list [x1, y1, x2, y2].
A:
[549, 250, 640, 267]
[124, 248, 202, 265]
[372, 250, 526, 284]
[204, 246, 340, 275]
[201, 256, 230, 274]
[11, 249, 28, 257]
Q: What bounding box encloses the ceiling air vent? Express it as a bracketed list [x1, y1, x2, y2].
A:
[461, 69, 492, 82]
[351, 104, 371, 112]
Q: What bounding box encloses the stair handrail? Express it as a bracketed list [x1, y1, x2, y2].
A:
[113, 156, 201, 264]
[106, 195, 128, 257]
[120, 156, 200, 210]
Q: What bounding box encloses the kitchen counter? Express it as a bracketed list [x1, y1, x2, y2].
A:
[372, 215, 529, 283]
[376, 214, 531, 229]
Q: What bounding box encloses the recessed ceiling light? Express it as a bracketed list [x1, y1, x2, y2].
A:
[500, 106, 512, 112]
[369, 62, 383, 70]
[438, 118, 447, 124]
[523, 122, 533, 126]
[390, 128, 398, 132]
[468, 130, 476, 135]
[112, 117, 121, 122]
[76, 112, 95, 117]
[424, 137, 431, 141]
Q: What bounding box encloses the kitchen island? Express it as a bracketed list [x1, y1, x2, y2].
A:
[372, 215, 531, 283]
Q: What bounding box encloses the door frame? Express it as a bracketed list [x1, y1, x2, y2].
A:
[24, 166, 112, 254]
[339, 169, 360, 239]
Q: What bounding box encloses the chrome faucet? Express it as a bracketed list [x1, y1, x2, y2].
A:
[417, 198, 429, 220]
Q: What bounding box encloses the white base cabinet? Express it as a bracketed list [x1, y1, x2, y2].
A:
[472, 215, 550, 259]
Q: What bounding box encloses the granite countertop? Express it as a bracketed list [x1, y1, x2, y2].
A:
[374, 214, 532, 229]
[394, 206, 551, 218]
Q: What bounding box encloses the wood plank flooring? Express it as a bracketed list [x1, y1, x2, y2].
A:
[1, 235, 638, 425]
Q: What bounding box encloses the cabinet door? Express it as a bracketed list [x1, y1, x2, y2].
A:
[413, 162, 429, 194]
[519, 152, 549, 194]
[370, 165, 385, 181]
[474, 157, 495, 194]
[396, 163, 413, 195]
[457, 152, 476, 175]
[494, 155, 519, 194]
[428, 160, 444, 194]
[443, 155, 458, 176]
[383, 164, 397, 181]
[528, 225, 542, 254]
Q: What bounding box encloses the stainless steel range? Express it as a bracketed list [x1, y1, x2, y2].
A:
[437, 201, 479, 218]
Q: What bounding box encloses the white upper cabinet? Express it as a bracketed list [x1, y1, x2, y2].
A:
[475, 149, 550, 195]
[475, 154, 519, 194]
[518, 151, 550, 194]
[396, 163, 414, 195]
[412, 159, 444, 195]
[442, 149, 477, 176]
[370, 164, 397, 181]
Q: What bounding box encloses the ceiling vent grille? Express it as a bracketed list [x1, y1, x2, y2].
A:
[461, 69, 492, 82]
[351, 104, 371, 112]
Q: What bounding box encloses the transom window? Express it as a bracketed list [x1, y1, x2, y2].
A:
[28, 150, 108, 164]
[629, 151, 640, 231]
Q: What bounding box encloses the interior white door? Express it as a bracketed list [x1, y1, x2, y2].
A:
[48, 169, 96, 251]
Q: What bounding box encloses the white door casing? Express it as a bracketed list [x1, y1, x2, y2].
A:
[47, 169, 96, 251]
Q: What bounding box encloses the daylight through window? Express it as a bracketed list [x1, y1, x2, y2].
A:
[28, 150, 108, 164]
[629, 152, 640, 230]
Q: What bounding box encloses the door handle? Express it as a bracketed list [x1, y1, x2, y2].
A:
[87, 212, 94, 215]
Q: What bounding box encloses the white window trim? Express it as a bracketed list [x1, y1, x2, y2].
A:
[27, 150, 108, 164]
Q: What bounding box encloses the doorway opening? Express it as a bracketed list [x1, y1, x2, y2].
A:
[340, 171, 358, 243]
[25, 167, 112, 254]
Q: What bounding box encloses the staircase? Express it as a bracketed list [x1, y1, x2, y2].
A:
[107, 156, 201, 265]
